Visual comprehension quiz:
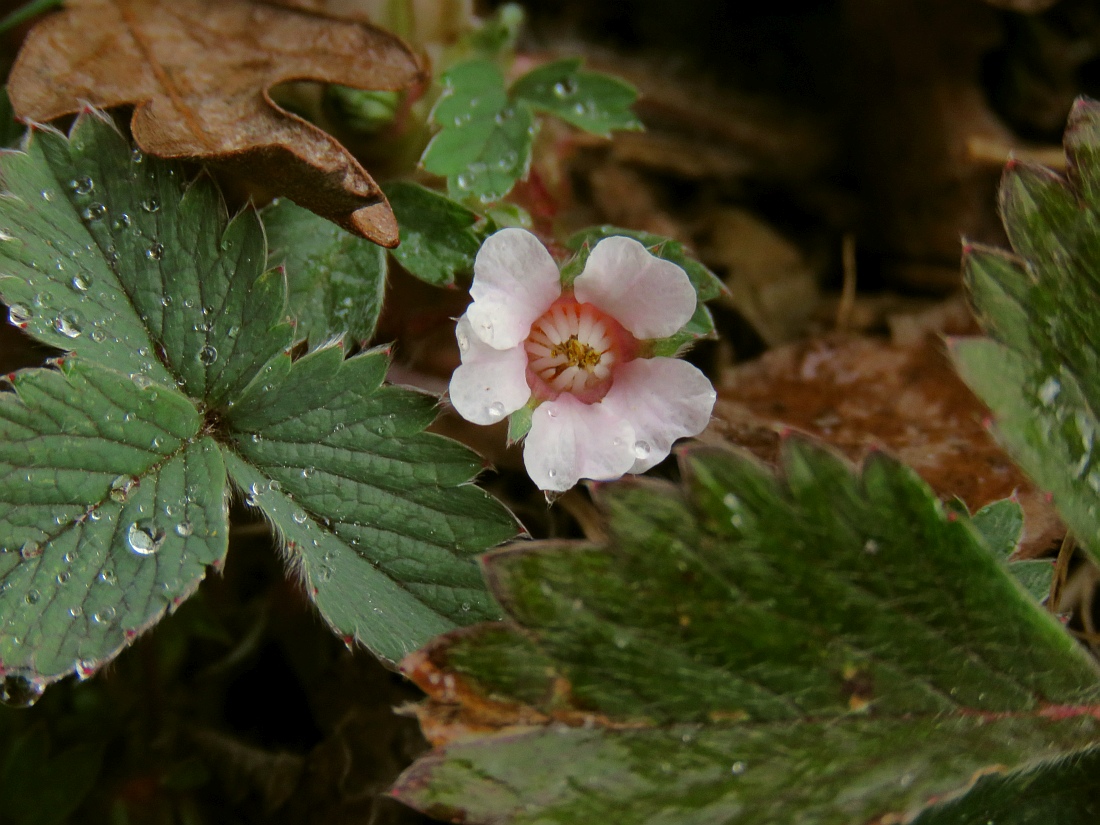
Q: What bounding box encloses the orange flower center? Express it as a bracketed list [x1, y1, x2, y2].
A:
[524, 296, 636, 404]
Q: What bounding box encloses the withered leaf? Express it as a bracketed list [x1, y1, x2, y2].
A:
[8, 0, 427, 246]
[712, 331, 1062, 558]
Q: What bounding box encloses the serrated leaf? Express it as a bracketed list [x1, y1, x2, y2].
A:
[223, 345, 516, 661]
[911, 743, 1100, 825]
[511, 58, 642, 138]
[262, 198, 386, 344]
[392, 440, 1100, 825]
[0, 113, 518, 682]
[954, 99, 1100, 565]
[384, 181, 485, 287]
[0, 361, 228, 683]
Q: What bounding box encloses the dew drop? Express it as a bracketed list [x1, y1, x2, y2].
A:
[57, 571, 70, 585]
[292, 510, 307, 524]
[74, 659, 96, 680]
[109, 475, 136, 502]
[268, 480, 281, 493]
[93, 605, 116, 623]
[145, 242, 164, 261]
[19, 541, 41, 560]
[70, 274, 90, 292]
[89, 328, 107, 343]
[633, 440, 651, 460]
[487, 401, 505, 419]
[301, 467, 315, 479]
[731, 761, 747, 775]
[98, 569, 116, 585]
[142, 196, 161, 213]
[0, 673, 44, 707]
[81, 203, 106, 222]
[547, 469, 557, 478]
[552, 78, 577, 98]
[53, 311, 82, 338]
[131, 373, 153, 390]
[131, 148, 144, 163]
[456, 172, 472, 190]
[174, 521, 193, 537]
[116, 213, 132, 229]
[8, 303, 31, 325]
[24, 589, 40, 605]
[68, 605, 82, 617]
[70, 176, 94, 196]
[126, 520, 165, 555]
[197, 345, 218, 365]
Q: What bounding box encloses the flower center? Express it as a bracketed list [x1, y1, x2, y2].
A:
[524, 297, 636, 404]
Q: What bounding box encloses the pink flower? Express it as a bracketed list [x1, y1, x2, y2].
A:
[449, 228, 717, 492]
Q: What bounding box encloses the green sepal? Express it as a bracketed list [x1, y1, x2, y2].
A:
[506, 403, 534, 446]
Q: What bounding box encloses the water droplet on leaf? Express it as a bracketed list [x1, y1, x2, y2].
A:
[8, 304, 31, 325]
[70, 176, 94, 196]
[127, 520, 165, 555]
[53, 311, 82, 338]
[1, 673, 44, 707]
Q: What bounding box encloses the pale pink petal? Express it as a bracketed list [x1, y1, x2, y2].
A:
[467, 228, 562, 349]
[574, 236, 696, 339]
[448, 315, 531, 425]
[600, 357, 716, 473]
[523, 395, 636, 492]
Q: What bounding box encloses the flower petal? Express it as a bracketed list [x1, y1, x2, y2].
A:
[448, 315, 531, 425]
[524, 395, 636, 492]
[600, 357, 716, 473]
[574, 236, 696, 339]
[467, 228, 562, 349]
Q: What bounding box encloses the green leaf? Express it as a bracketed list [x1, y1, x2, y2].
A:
[0, 113, 518, 683]
[912, 743, 1100, 825]
[511, 58, 643, 138]
[953, 100, 1100, 566]
[392, 440, 1100, 824]
[0, 88, 24, 149]
[0, 733, 103, 825]
[223, 344, 516, 661]
[972, 498, 1025, 559]
[421, 60, 534, 204]
[262, 198, 386, 344]
[384, 181, 485, 287]
[971, 498, 1053, 602]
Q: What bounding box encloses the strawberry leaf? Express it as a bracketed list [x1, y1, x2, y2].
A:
[392, 440, 1100, 824]
[0, 113, 517, 688]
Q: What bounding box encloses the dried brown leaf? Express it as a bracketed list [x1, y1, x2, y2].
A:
[8, 0, 428, 245]
[712, 330, 1061, 557]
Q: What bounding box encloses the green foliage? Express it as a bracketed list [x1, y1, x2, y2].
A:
[384, 181, 487, 286]
[263, 198, 386, 345]
[392, 440, 1100, 824]
[952, 97, 1100, 566]
[972, 498, 1054, 602]
[0, 88, 24, 148]
[0, 731, 103, 825]
[422, 58, 640, 204]
[0, 113, 517, 690]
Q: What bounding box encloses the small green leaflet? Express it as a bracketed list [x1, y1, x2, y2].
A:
[566, 225, 726, 353]
[972, 498, 1054, 603]
[422, 58, 641, 203]
[384, 181, 487, 287]
[0, 113, 517, 692]
[952, 97, 1100, 567]
[263, 198, 386, 344]
[391, 440, 1100, 824]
